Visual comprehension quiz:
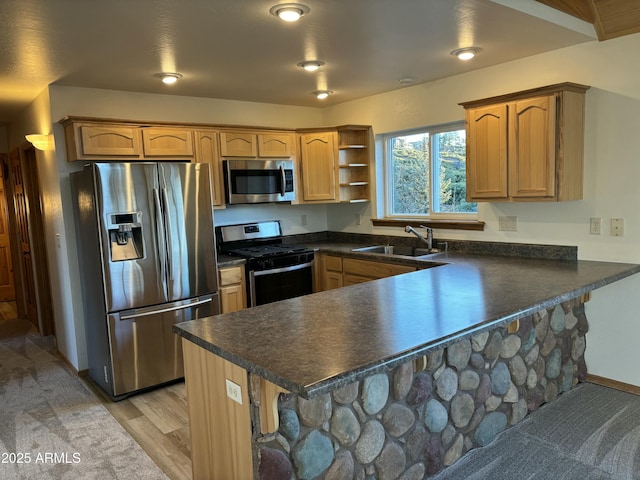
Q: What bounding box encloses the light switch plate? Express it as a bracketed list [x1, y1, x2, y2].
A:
[225, 379, 243, 404]
[610, 218, 624, 236]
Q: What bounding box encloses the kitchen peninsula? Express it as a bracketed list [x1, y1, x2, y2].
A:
[173, 251, 640, 479]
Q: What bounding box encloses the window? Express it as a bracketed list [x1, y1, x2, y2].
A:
[384, 123, 477, 218]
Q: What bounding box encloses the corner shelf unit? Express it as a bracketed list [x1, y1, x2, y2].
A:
[337, 126, 372, 203]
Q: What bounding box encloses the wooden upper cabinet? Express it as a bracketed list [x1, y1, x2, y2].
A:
[466, 104, 508, 200]
[219, 131, 294, 158]
[219, 132, 258, 157]
[62, 119, 194, 161]
[141, 128, 194, 158]
[298, 131, 338, 202]
[72, 124, 143, 159]
[461, 82, 589, 202]
[194, 130, 225, 208]
[509, 96, 556, 198]
[257, 133, 294, 157]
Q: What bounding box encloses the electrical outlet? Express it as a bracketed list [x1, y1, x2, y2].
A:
[355, 213, 361, 226]
[225, 379, 243, 405]
[498, 216, 517, 232]
[610, 218, 624, 237]
[589, 217, 602, 235]
[300, 214, 307, 227]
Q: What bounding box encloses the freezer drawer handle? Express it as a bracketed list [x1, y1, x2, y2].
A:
[120, 297, 213, 320]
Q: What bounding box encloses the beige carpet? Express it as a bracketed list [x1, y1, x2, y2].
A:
[0, 328, 169, 479]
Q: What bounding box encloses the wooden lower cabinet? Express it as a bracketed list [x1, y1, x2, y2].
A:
[317, 254, 415, 291]
[219, 265, 247, 313]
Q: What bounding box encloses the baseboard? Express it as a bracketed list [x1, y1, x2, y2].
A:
[54, 349, 80, 376]
[586, 374, 640, 396]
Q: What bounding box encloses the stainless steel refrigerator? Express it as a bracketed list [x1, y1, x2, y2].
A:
[71, 162, 220, 399]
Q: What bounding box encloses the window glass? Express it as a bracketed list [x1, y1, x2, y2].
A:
[386, 124, 476, 217]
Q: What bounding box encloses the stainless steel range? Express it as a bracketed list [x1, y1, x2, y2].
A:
[216, 221, 315, 307]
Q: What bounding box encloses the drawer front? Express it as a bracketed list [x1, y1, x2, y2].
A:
[219, 266, 244, 286]
[323, 255, 343, 272]
[343, 258, 415, 279]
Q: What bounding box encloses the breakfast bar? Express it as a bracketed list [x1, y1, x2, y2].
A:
[174, 253, 640, 479]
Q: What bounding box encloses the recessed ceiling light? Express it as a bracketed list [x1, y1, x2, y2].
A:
[399, 77, 415, 85]
[269, 3, 310, 22]
[312, 90, 333, 100]
[450, 48, 478, 61]
[297, 60, 325, 72]
[155, 72, 183, 85]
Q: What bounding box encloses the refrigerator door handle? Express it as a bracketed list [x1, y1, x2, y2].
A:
[120, 297, 214, 320]
[161, 187, 173, 281]
[153, 188, 168, 296]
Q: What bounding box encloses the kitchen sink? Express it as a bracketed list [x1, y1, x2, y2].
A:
[352, 245, 441, 257]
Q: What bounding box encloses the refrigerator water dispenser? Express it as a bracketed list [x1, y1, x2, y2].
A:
[107, 212, 144, 261]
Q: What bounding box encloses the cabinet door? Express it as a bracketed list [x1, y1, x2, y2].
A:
[509, 96, 556, 198]
[141, 128, 194, 157]
[466, 104, 508, 200]
[257, 133, 294, 157]
[219, 266, 246, 313]
[299, 132, 338, 202]
[79, 125, 142, 157]
[219, 132, 257, 157]
[194, 131, 225, 207]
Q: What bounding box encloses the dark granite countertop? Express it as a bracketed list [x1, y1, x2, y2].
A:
[178, 246, 640, 399]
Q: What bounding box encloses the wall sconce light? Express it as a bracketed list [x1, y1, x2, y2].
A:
[312, 90, 333, 100]
[450, 48, 478, 61]
[155, 72, 183, 85]
[25, 134, 51, 151]
[269, 3, 310, 22]
[297, 60, 325, 72]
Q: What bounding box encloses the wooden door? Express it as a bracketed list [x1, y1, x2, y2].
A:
[508, 95, 556, 198]
[299, 131, 338, 202]
[465, 104, 508, 200]
[0, 156, 15, 301]
[8, 148, 36, 327]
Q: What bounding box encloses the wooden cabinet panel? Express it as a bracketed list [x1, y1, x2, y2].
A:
[343, 258, 415, 279]
[219, 132, 258, 157]
[316, 254, 415, 291]
[509, 96, 556, 198]
[466, 104, 508, 200]
[461, 83, 589, 202]
[194, 130, 224, 208]
[219, 265, 246, 313]
[141, 128, 194, 157]
[257, 133, 294, 157]
[77, 124, 142, 158]
[182, 340, 253, 480]
[299, 131, 338, 202]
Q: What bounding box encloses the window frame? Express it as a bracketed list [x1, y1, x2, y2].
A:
[382, 121, 477, 220]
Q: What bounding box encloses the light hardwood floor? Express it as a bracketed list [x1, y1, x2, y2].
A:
[84, 378, 193, 480]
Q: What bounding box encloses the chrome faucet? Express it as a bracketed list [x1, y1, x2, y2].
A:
[405, 225, 433, 250]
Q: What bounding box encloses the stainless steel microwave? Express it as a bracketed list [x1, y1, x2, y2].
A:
[223, 159, 296, 204]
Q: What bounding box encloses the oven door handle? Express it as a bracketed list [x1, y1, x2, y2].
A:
[252, 261, 314, 277]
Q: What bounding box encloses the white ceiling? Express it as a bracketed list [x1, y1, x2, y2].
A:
[0, 0, 595, 123]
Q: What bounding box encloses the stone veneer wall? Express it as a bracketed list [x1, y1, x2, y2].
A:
[253, 297, 588, 480]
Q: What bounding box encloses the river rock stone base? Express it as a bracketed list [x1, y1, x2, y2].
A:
[255, 298, 588, 480]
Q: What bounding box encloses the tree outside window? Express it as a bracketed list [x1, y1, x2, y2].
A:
[387, 124, 476, 217]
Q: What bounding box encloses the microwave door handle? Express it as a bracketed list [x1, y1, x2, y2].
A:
[279, 164, 286, 197]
